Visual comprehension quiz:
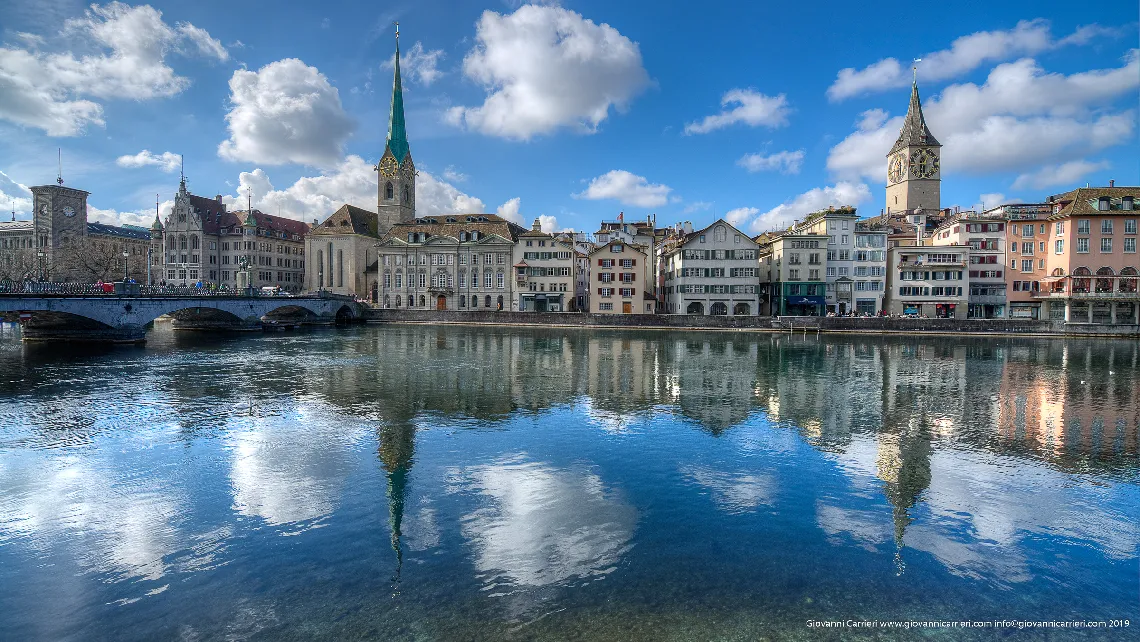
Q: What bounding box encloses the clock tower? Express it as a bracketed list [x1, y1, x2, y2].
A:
[885, 79, 941, 215]
[376, 26, 416, 235]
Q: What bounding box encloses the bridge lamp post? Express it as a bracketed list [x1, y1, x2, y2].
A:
[36, 250, 45, 282]
[122, 250, 130, 282]
[146, 247, 152, 286]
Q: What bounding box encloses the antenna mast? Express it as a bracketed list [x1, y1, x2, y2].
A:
[57, 148, 63, 186]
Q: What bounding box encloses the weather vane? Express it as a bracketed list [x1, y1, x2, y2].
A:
[912, 58, 922, 84]
[394, 21, 399, 39]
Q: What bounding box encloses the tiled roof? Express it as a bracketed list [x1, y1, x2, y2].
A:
[890, 82, 941, 155]
[87, 222, 151, 240]
[311, 204, 379, 237]
[380, 213, 528, 244]
[0, 220, 33, 233]
[1046, 186, 1140, 218]
[182, 191, 309, 239]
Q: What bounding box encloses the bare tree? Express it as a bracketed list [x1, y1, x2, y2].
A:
[55, 238, 148, 282]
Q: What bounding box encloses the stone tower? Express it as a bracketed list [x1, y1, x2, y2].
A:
[376, 27, 416, 235]
[30, 183, 90, 277]
[149, 201, 164, 284]
[885, 79, 941, 215]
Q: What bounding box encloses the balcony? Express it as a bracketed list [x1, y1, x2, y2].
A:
[1033, 290, 1140, 300]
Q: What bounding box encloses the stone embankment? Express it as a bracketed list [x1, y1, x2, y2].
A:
[365, 309, 1140, 338]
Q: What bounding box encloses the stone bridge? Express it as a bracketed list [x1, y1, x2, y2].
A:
[0, 294, 364, 343]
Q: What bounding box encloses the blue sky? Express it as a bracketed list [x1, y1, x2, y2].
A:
[0, 0, 1135, 234]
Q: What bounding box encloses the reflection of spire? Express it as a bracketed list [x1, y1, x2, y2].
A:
[876, 423, 933, 576]
[379, 420, 415, 581]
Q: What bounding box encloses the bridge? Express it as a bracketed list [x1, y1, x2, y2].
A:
[0, 285, 364, 343]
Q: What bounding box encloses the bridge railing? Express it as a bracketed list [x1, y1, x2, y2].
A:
[0, 281, 306, 298]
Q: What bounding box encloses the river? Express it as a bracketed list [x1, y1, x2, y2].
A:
[0, 323, 1137, 640]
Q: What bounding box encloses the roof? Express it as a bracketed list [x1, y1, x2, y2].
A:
[227, 210, 310, 239]
[379, 213, 528, 244]
[587, 238, 648, 256]
[87, 222, 151, 240]
[0, 220, 33, 233]
[889, 81, 941, 155]
[311, 204, 379, 237]
[1046, 186, 1140, 219]
[386, 34, 410, 165]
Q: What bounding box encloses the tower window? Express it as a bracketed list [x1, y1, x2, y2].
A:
[386, 182, 394, 200]
[403, 185, 411, 204]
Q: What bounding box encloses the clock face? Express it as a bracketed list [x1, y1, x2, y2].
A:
[401, 160, 415, 178]
[909, 148, 939, 179]
[63, 205, 75, 217]
[887, 155, 904, 184]
[379, 156, 399, 178]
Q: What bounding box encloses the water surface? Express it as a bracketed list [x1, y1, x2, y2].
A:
[0, 323, 1137, 640]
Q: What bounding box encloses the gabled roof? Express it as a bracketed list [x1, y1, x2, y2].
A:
[1046, 186, 1140, 219]
[311, 204, 379, 237]
[889, 82, 940, 155]
[87, 222, 151, 240]
[379, 213, 527, 244]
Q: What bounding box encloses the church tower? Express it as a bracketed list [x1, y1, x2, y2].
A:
[376, 25, 416, 235]
[885, 78, 941, 215]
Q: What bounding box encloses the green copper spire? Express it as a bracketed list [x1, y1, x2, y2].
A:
[386, 24, 410, 165]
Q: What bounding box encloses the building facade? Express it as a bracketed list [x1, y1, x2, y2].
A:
[513, 219, 578, 312]
[305, 205, 379, 298]
[660, 219, 759, 315]
[984, 203, 1054, 319]
[588, 240, 652, 314]
[884, 245, 970, 318]
[885, 79, 941, 216]
[1039, 185, 1139, 324]
[158, 179, 309, 290]
[376, 214, 526, 311]
[756, 232, 828, 316]
[789, 207, 887, 314]
[931, 214, 1008, 318]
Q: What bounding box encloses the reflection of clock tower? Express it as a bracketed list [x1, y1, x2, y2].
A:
[885, 79, 940, 215]
[376, 27, 416, 236]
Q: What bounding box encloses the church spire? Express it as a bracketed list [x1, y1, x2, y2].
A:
[889, 80, 940, 155]
[386, 23, 410, 165]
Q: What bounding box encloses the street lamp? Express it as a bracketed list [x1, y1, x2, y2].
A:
[122, 250, 130, 282]
[146, 247, 152, 286]
[36, 250, 45, 283]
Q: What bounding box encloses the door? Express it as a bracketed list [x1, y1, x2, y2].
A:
[436, 295, 447, 310]
[535, 298, 547, 313]
[622, 302, 632, 314]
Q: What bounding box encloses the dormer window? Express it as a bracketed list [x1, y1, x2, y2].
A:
[1124, 197, 1134, 211]
[408, 233, 414, 243]
[1099, 197, 1110, 211]
[460, 231, 467, 241]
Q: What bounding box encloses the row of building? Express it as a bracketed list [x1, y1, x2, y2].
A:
[1, 31, 1136, 325]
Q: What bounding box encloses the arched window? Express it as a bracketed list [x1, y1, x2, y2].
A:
[316, 250, 323, 282]
[179, 235, 187, 250]
[327, 242, 334, 286]
[384, 294, 391, 308]
[472, 295, 478, 308]
[1072, 266, 1091, 293]
[419, 295, 426, 307]
[167, 237, 175, 249]
[337, 249, 344, 288]
[408, 295, 414, 307]
[191, 236, 199, 250]
[714, 226, 727, 243]
[497, 295, 503, 310]
[385, 182, 394, 200]
[1095, 267, 1115, 293]
[485, 295, 492, 308]
[1120, 267, 1137, 293]
[395, 294, 401, 307]
[403, 185, 411, 204]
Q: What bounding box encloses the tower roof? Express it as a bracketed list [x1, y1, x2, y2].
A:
[386, 28, 411, 165]
[889, 81, 940, 155]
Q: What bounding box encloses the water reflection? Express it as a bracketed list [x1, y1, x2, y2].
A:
[454, 457, 636, 590]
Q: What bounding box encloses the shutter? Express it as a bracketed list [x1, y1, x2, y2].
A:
[631, 259, 636, 266]
[598, 259, 603, 266]
[597, 288, 602, 295]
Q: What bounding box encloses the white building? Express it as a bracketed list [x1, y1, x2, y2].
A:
[660, 219, 760, 315]
[931, 214, 1007, 318]
[789, 206, 887, 314]
[884, 245, 971, 318]
[513, 219, 578, 312]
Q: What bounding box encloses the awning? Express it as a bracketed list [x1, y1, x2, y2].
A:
[785, 295, 825, 306]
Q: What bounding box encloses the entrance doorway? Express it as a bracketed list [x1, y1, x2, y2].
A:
[686, 302, 704, 314]
[534, 298, 547, 312]
[436, 295, 447, 310]
[622, 302, 632, 314]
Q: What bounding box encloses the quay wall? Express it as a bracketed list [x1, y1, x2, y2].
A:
[365, 309, 1140, 338]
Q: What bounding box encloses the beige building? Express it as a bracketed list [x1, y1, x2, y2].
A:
[884, 245, 970, 318]
[376, 214, 526, 311]
[931, 213, 1008, 318]
[513, 219, 579, 312]
[588, 239, 652, 314]
[660, 218, 760, 315]
[305, 205, 380, 299]
[756, 232, 828, 316]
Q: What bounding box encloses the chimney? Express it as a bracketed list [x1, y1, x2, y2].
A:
[1109, 179, 1115, 188]
[216, 194, 222, 202]
[532, 217, 542, 232]
[313, 218, 318, 226]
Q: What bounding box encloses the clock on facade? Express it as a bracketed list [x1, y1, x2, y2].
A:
[63, 206, 75, 217]
[888, 155, 904, 184]
[378, 156, 399, 178]
[909, 148, 939, 179]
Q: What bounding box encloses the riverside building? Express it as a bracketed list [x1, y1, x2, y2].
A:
[513, 219, 579, 312]
[588, 239, 653, 314]
[884, 245, 970, 318]
[660, 219, 759, 315]
[788, 206, 887, 314]
[931, 213, 1008, 318]
[756, 232, 828, 316]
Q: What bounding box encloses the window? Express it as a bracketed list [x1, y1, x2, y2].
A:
[1101, 237, 1112, 253]
[699, 235, 706, 243]
[497, 272, 504, 289]
[599, 303, 614, 311]
[1021, 224, 1033, 238]
[1126, 219, 1137, 234]
[1098, 198, 1109, 211]
[1101, 220, 1114, 234]
[1125, 238, 1136, 253]
[385, 182, 394, 200]
[1077, 220, 1090, 234]
[1055, 221, 1065, 235]
[485, 272, 493, 288]
[1055, 239, 1064, 254]
[1076, 237, 1089, 253]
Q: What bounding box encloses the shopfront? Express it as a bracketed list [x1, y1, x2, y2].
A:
[782, 295, 825, 316]
[520, 292, 564, 312]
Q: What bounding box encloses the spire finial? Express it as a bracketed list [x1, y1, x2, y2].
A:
[246, 185, 252, 212]
[394, 21, 399, 40]
[57, 148, 63, 186]
[912, 58, 922, 85]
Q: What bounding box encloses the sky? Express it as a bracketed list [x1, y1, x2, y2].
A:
[0, 0, 1136, 235]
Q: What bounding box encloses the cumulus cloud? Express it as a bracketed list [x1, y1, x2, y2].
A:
[1011, 160, 1110, 191]
[442, 166, 468, 183]
[214, 155, 487, 223]
[684, 89, 790, 134]
[682, 201, 711, 214]
[494, 197, 559, 232]
[218, 59, 356, 168]
[446, 4, 651, 139]
[724, 207, 758, 226]
[0, 2, 226, 136]
[383, 41, 445, 86]
[574, 170, 671, 208]
[827, 19, 1115, 100]
[737, 149, 804, 174]
[827, 52, 1139, 181]
[88, 201, 172, 228]
[736, 182, 872, 234]
[116, 150, 181, 172]
[978, 193, 1008, 210]
[0, 171, 34, 218]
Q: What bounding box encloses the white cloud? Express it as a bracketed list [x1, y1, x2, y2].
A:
[827, 19, 1110, 100]
[682, 201, 711, 214]
[383, 41, 445, 86]
[88, 201, 172, 228]
[827, 52, 1139, 181]
[684, 89, 790, 134]
[216, 155, 486, 223]
[1011, 160, 1110, 191]
[495, 196, 523, 223]
[574, 170, 671, 208]
[116, 150, 181, 172]
[537, 214, 558, 233]
[737, 149, 804, 174]
[724, 207, 758, 226]
[737, 182, 872, 234]
[978, 193, 1007, 210]
[0, 2, 226, 136]
[446, 4, 650, 139]
[0, 171, 34, 218]
[442, 165, 468, 183]
[218, 58, 356, 167]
